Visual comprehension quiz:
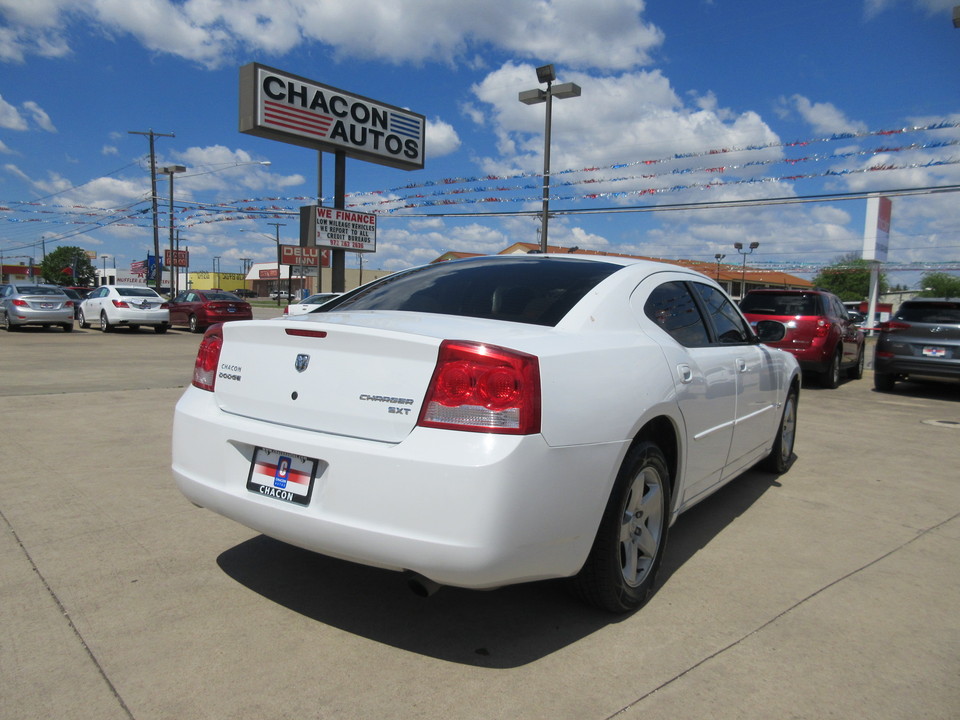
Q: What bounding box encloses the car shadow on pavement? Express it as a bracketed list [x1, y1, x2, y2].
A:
[216, 466, 784, 668]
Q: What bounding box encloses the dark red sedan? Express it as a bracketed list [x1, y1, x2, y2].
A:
[167, 290, 253, 333]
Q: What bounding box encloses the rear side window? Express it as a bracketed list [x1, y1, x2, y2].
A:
[896, 302, 960, 324]
[740, 292, 821, 316]
[644, 282, 710, 346]
[328, 257, 621, 327]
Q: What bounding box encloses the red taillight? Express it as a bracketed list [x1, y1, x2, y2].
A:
[65, 300, 74, 308]
[192, 324, 224, 391]
[112, 299, 129, 308]
[418, 340, 541, 435]
[815, 318, 831, 337]
[283, 305, 289, 315]
[877, 321, 910, 333]
[12, 299, 28, 307]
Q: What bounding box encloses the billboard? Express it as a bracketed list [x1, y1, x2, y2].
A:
[239, 63, 425, 171]
[300, 205, 377, 253]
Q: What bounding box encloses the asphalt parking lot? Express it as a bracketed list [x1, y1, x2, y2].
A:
[1, 313, 958, 720]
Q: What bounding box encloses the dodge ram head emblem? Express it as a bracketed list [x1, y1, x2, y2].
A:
[295, 354, 310, 372]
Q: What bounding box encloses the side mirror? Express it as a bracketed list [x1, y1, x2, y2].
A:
[754, 319, 787, 343]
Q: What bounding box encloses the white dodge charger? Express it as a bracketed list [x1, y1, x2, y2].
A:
[172, 254, 800, 612]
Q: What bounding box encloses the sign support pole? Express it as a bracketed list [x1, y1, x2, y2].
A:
[316, 151, 323, 294]
[333, 151, 347, 293]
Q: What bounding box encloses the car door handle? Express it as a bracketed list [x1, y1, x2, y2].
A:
[736, 358, 747, 373]
[677, 364, 693, 384]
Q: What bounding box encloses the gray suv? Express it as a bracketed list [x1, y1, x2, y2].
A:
[874, 298, 960, 391]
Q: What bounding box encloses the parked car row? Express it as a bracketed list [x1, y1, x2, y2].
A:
[1, 283, 252, 335]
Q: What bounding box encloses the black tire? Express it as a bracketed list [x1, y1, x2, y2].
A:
[154, 324, 169, 334]
[4, 314, 18, 331]
[188, 314, 201, 333]
[761, 389, 798, 473]
[572, 441, 671, 613]
[820, 349, 841, 389]
[77, 309, 89, 329]
[100, 312, 114, 333]
[874, 371, 896, 392]
[846, 345, 865, 380]
[61, 323, 74, 333]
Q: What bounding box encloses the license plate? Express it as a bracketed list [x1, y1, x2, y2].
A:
[41, 303, 54, 309]
[246, 447, 318, 506]
[227, 307, 236, 312]
[922, 346, 946, 358]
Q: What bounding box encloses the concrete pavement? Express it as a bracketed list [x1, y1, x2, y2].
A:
[1, 317, 958, 719]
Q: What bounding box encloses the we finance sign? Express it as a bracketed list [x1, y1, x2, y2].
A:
[239, 63, 425, 171]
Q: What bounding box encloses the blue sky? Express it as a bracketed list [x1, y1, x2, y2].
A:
[1, 0, 959, 287]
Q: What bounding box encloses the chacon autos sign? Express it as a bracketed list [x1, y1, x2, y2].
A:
[239, 63, 425, 171]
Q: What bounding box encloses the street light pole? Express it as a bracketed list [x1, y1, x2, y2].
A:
[519, 64, 581, 253]
[734, 242, 759, 298]
[714, 253, 726, 282]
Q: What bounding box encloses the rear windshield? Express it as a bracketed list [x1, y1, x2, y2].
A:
[203, 292, 240, 301]
[117, 287, 160, 298]
[16, 286, 65, 296]
[324, 256, 621, 326]
[740, 293, 821, 316]
[895, 302, 960, 324]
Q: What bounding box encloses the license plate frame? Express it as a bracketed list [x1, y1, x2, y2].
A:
[922, 345, 946, 358]
[246, 447, 318, 506]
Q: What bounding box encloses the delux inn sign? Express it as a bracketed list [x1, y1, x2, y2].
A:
[239, 63, 425, 171]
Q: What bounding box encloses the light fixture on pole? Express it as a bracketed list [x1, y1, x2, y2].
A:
[519, 64, 581, 253]
[160, 164, 186, 297]
[734, 242, 759, 298]
[714, 253, 726, 281]
[100, 255, 109, 285]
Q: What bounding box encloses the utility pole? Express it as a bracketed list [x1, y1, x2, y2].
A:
[129, 129, 175, 290]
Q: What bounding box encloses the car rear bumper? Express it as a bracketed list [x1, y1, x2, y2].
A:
[874, 354, 960, 380]
[172, 386, 624, 589]
[5, 308, 73, 325]
[771, 344, 832, 373]
[110, 309, 170, 325]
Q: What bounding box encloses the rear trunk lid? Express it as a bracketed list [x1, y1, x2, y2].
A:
[213, 316, 445, 443]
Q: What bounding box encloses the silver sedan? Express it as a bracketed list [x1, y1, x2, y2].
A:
[0, 283, 75, 332]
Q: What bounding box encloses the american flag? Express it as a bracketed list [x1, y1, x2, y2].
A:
[130, 260, 147, 275]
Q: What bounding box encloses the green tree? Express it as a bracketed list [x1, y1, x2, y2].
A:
[40, 246, 97, 287]
[918, 272, 960, 298]
[811, 253, 887, 301]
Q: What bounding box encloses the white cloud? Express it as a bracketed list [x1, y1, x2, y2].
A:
[780, 94, 868, 135]
[22, 100, 56, 132]
[0, 95, 57, 132]
[0, 94, 28, 130]
[0, 0, 664, 69]
[425, 118, 461, 158]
